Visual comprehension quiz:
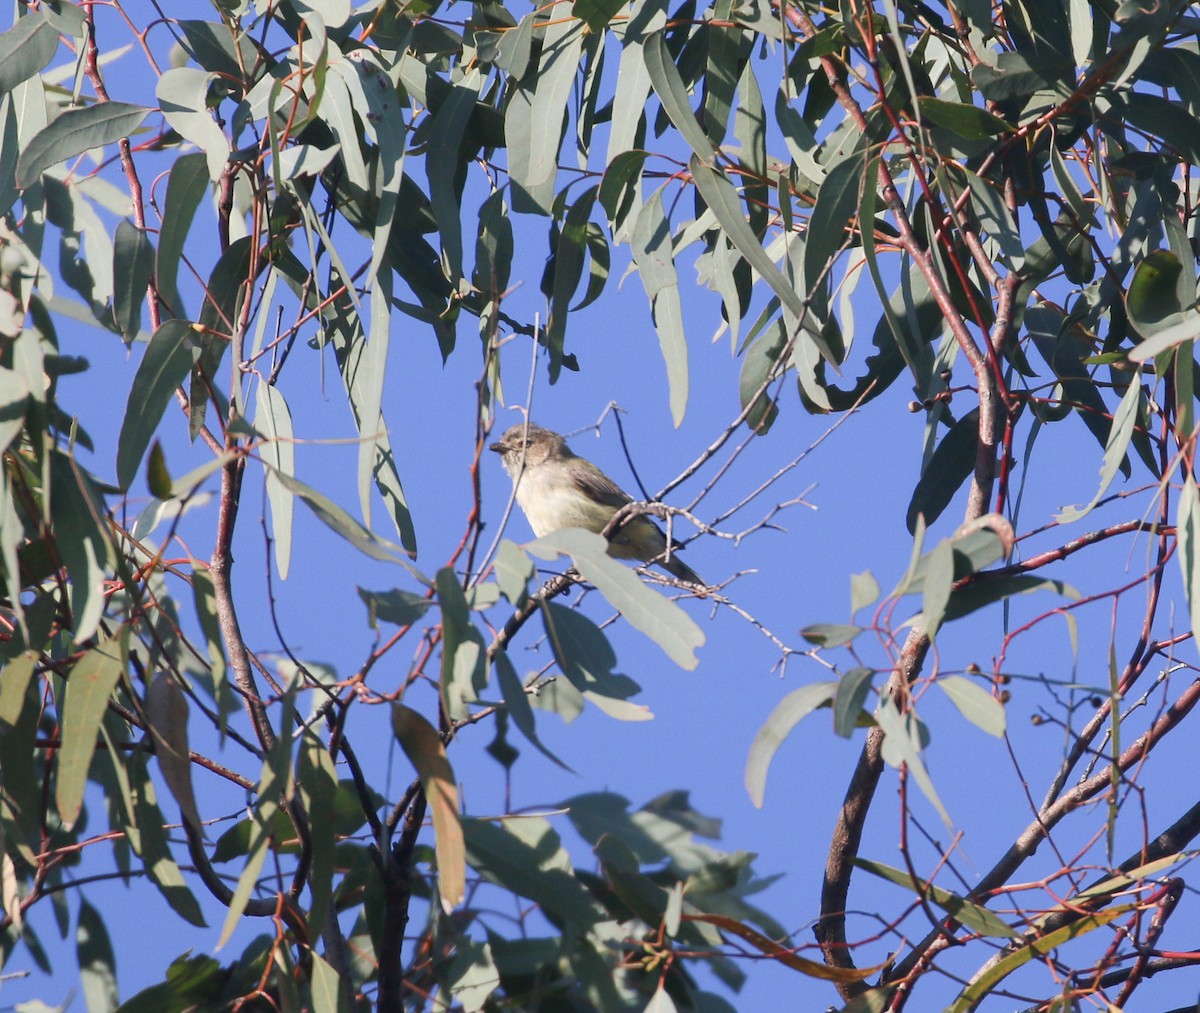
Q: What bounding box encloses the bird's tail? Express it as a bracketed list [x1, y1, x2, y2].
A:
[661, 551, 704, 587]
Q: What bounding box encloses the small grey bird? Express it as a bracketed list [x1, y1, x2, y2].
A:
[489, 422, 703, 585]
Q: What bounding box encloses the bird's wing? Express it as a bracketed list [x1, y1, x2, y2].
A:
[570, 462, 633, 509]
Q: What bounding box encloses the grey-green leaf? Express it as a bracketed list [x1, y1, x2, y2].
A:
[526, 528, 705, 669]
[254, 383, 295, 579]
[112, 220, 154, 342]
[57, 632, 126, 830]
[937, 674, 1005, 737]
[0, 15, 59, 96]
[691, 156, 836, 366]
[854, 858, 1018, 937]
[632, 184, 689, 425]
[117, 320, 196, 491]
[16, 102, 150, 189]
[745, 682, 837, 806]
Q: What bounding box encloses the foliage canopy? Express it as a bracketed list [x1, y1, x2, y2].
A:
[3, 0, 1200, 1008]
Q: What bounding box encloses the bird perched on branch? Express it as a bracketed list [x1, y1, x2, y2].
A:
[489, 422, 704, 586]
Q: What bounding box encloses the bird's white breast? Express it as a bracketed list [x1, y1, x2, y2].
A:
[514, 465, 616, 537]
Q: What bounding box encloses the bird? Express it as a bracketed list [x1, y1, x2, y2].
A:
[489, 422, 704, 585]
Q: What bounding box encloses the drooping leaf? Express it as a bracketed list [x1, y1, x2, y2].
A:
[745, 682, 837, 806]
[804, 147, 864, 295]
[144, 674, 203, 833]
[77, 897, 119, 1013]
[155, 152, 210, 318]
[1055, 377, 1141, 523]
[56, 631, 126, 830]
[832, 667, 875, 738]
[254, 382, 295, 579]
[944, 906, 1131, 1012]
[116, 320, 195, 491]
[506, 15, 583, 213]
[905, 408, 980, 534]
[526, 528, 705, 669]
[112, 220, 154, 342]
[691, 157, 836, 367]
[391, 704, 465, 913]
[876, 696, 950, 828]
[643, 30, 716, 159]
[632, 184, 689, 425]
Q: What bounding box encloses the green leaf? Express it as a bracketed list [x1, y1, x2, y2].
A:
[493, 539, 534, 604]
[944, 906, 1130, 1012]
[906, 408, 980, 534]
[574, 0, 628, 31]
[77, 898, 119, 1013]
[461, 817, 602, 932]
[691, 157, 836, 366]
[632, 184, 689, 425]
[438, 567, 486, 720]
[854, 859, 1019, 938]
[156, 152, 209, 318]
[125, 754, 206, 927]
[850, 571, 879, 614]
[112, 221, 154, 342]
[542, 602, 648, 720]
[804, 147, 864, 295]
[799, 623, 861, 647]
[876, 696, 950, 828]
[1178, 473, 1200, 654]
[493, 651, 568, 768]
[427, 69, 480, 284]
[145, 441, 172, 499]
[267, 468, 413, 564]
[254, 383, 295, 579]
[16, 102, 150, 189]
[1123, 91, 1200, 167]
[297, 732, 338, 940]
[643, 30, 715, 159]
[545, 185, 599, 382]
[56, 631, 126, 830]
[0, 15, 59, 95]
[1055, 377, 1141, 523]
[738, 320, 786, 433]
[1125, 248, 1185, 339]
[156, 68, 229, 182]
[506, 15, 583, 213]
[391, 704, 465, 913]
[309, 952, 349, 1013]
[144, 674, 202, 833]
[215, 803, 273, 949]
[1129, 311, 1200, 363]
[116, 320, 196, 491]
[833, 667, 874, 738]
[937, 674, 1005, 737]
[745, 681, 837, 806]
[526, 528, 705, 669]
[358, 587, 431, 628]
[919, 98, 1012, 139]
[0, 366, 30, 456]
[48, 451, 113, 645]
[921, 539, 955, 640]
[114, 953, 223, 1012]
[944, 574, 1077, 622]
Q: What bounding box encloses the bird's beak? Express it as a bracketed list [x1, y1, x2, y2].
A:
[488, 441, 504, 454]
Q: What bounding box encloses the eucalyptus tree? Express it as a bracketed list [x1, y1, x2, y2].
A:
[2, 0, 1200, 1009]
